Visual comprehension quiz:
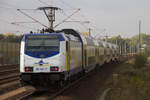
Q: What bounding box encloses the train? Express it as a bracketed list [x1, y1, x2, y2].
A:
[20, 29, 119, 88]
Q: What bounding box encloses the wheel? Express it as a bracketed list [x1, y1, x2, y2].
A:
[57, 80, 65, 88]
[20, 79, 27, 87]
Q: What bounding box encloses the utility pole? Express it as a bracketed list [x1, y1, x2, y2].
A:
[124, 41, 127, 55]
[103, 28, 108, 42]
[89, 28, 92, 37]
[38, 7, 60, 30]
[116, 39, 118, 45]
[139, 20, 141, 52]
[105, 34, 108, 42]
[120, 42, 122, 55]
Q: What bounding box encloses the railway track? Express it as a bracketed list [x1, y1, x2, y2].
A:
[1, 69, 95, 100]
[0, 86, 36, 100]
[17, 57, 128, 100]
[0, 64, 20, 94]
[0, 64, 18, 70]
[0, 56, 133, 100]
[20, 56, 131, 100]
[0, 73, 19, 85]
[0, 64, 19, 85]
[0, 63, 106, 100]
[23, 72, 96, 100]
[0, 68, 18, 74]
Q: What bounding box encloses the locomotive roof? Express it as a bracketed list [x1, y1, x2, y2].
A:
[23, 29, 117, 48]
[24, 33, 63, 36]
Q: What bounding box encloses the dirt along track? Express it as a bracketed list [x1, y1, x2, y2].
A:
[0, 64, 20, 94]
[0, 85, 36, 100]
[52, 57, 128, 100]
[18, 55, 131, 100]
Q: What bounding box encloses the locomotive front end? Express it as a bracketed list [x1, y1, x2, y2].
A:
[20, 33, 67, 86]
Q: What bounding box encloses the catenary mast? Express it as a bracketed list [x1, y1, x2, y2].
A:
[38, 6, 60, 30]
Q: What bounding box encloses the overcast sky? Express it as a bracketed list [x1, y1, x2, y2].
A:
[0, 0, 150, 38]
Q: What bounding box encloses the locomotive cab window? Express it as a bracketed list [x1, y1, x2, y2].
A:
[25, 35, 59, 52]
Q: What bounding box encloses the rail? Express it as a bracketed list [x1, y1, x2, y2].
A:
[20, 55, 133, 100]
[0, 56, 134, 100]
[0, 64, 20, 92]
[0, 86, 36, 100]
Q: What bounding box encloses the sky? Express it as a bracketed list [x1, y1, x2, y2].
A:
[0, 0, 150, 38]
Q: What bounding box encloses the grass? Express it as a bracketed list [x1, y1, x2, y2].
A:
[105, 56, 150, 100]
[134, 52, 147, 69]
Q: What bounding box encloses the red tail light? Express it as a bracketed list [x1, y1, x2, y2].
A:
[54, 67, 59, 71]
[25, 67, 33, 72]
[25, 68, 30, 71]
[50, 67, 59, 71]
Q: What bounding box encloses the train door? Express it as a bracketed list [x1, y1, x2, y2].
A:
[66, 41, 70, 75]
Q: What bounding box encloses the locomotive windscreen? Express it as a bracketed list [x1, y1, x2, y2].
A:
[25, 35, 59, 52]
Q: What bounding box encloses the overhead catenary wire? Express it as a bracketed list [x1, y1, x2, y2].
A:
[58, 1, 87, 23]
[61, 2, 105, 37]
[0, 0, 105, 36]
[0, 6, 38, 12]
[17, 9, 49, 28]
[0, 18, 38, 31]
[0, 6, 17, 10]
[38, 0, 50, 6]
[54, 8, 80, 28]
[18, 9, 37, 11]
[1, 1, 84, 32]
[58, 0, 75, 9]
[57, 1, 101, 36]
[0, 2, 20, 9]
[0, 1, 49, 33]
[58, 8, 92, 35]
[60, 9, 84, 22]
[11, 21, 37, 24]
[12, 22, 38, 31]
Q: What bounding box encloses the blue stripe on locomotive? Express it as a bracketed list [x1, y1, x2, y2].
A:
[23, 33, 65, 58]
[24, 33, 65, 41]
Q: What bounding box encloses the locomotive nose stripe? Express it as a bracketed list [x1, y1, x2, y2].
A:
[25, 51, 59, 58]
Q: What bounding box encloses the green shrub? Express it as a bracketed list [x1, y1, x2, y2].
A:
[134, 52, 147, 69]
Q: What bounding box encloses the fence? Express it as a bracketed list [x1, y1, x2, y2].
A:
[0, 42, 20, 65]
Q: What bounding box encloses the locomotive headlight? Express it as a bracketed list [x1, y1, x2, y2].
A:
[25, 67, 33, 72]
[50, 66, 59, 71]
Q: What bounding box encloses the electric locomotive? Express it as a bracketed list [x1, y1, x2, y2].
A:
[20, 29, 83, 87]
